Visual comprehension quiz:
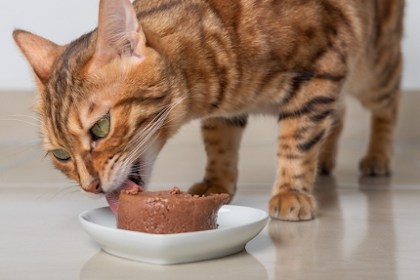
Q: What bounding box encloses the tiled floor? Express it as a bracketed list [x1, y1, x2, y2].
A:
[1, 91, 420, 279]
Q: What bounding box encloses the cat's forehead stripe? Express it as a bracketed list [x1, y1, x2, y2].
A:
[43, 120, 64, 150]
[88, 102, 96, 115]
[46, 31, 96, 138]
[71, 107, 84, 131]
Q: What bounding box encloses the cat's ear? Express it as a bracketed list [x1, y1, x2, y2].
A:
[89, 0, 146, 72]
[13, 30, 63, 85]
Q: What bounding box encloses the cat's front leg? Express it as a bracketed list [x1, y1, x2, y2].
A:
[188, 115, 248, 201]
[270, 92, 339, 221]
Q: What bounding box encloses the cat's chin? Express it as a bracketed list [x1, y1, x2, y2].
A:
[105, 180, 144, 216]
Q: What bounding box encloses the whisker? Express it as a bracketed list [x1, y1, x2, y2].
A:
[0, 118, 39, 127]
[61, 189, 81, 200]
[77, 192, 87, 200]
[124, 160, 156, 177]
[117, 93, 191, 184]
[124, 97, 182, 157]
[0, 144, 40, 158]
[35, 189, 54, 201]
[48, 185, 79, 201]
[120, 133, 159, 170]
[0, 114, 40, 121]
[121, 112, 168, 165]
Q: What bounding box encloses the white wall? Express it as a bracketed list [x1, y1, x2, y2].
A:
[0, 0, 99, 90]
[0, 0, 419, 90]
[402, 0, 420, 90]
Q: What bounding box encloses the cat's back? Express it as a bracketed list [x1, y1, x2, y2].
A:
[131, 0, 404, 111]
[132, 0, 376, 67]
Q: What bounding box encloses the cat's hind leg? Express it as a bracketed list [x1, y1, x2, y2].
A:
[359, 85, 401, 176]
[188, 115, 248, 201]
[357, 50, 402, 176]
[357, 0, 403, 176]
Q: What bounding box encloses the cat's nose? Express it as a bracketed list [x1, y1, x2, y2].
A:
[85, 179, 103, 194]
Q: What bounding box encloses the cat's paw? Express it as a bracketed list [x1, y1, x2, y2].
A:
[188, 181, 234, 202]
[269, 190, 317, 221]
[359, 154, 392, 176]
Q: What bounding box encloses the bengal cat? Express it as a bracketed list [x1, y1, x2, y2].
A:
[13, 0, 404, 221]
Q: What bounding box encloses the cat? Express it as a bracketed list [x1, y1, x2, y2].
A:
[13, 0, 404, 221]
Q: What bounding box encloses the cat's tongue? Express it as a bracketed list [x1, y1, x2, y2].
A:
[105, 180, 141, 216]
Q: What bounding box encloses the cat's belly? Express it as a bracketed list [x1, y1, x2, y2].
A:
[247, 104, 280, 117]
[203, 101, 280, 120]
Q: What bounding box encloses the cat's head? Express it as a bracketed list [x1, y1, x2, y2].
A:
[13, 0, 187, 208]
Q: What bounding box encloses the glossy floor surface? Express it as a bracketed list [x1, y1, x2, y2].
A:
[1, 91, 420, 280]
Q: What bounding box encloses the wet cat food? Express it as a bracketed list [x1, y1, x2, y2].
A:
[117, 186, 230, 234]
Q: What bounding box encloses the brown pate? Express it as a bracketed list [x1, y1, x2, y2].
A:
[117, 186, 230, 234]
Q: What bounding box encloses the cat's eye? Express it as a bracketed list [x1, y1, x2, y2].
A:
[52, 149, 71, 161]
[90, 117, 110, 139]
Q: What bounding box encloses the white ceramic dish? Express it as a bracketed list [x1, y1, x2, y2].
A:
[79, 205, 269, 265]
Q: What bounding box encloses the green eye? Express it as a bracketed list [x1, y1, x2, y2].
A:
[90, 117, 110, 139]
[52, 149, 71, 161]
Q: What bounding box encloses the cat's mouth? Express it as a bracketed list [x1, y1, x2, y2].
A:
[105, 160, 145, 215]
[127, 160, 144, 186]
